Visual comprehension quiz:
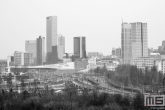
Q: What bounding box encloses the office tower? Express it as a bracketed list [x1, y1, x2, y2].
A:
[131, 22, 148, 58]
[121, 22, 148, 64]
[14, 51, 34, 66]
[74, 37, 80, 58]
[14, 51, 24, 66]
[74, 37, 86, 59]
[36, 36, 45, 65]
[111, 48, 116, 56]
[25, 40, 36, 64]
[46, 16, 58, 64]
[121, 23, 132, 64]
[24, 52, 34, 66]
[116, 48, 121, 58]
[57, 34, 65, 61]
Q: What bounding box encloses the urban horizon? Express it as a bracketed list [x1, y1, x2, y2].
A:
[0, 15, 164, 60]
[1, 1, 165, 110]
[0, 0, 165, 59]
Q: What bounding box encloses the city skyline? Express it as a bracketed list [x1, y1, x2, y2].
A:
[0, 0, 165, 59]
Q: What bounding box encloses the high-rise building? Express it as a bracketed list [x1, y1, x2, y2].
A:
[131, 22, 148, 58]
[121, 22, 148, 64]
[36, 36, 45, 65]
[74, 37, 86, 59]
[46, 16, 58, 64]
[121, 23, 132, 64]
[74, 37, 80, 58]
[25, 40, 36, 64]
[57, 34, 65, 61]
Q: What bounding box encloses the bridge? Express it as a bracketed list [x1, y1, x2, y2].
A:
[8, 62, 75, 70]
[71, 76, 139, 96]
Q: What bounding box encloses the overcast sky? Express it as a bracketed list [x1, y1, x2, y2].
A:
[0, 0, 165, 59]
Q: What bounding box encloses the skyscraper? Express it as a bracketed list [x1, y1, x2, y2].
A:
[121, 22, 148, 64]
[111, 48, 116, 56]
[46, 16, 58, 64]
[57, 34, 65, 61]
[121, 23, 132, 64]
[25, 40, 36, 65]
[36, 36, 45, 65]
[74, 37, 86, 59]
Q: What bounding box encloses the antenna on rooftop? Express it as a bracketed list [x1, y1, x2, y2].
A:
[121, 16, 123, 24]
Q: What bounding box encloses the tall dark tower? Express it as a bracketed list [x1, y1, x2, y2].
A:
[74, 37, 86, 59]
[36, 36, 45, 65]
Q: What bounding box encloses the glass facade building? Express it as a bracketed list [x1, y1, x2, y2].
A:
[74, 37, 86, 59]
[121, 22, 148, 64]
[121, 23, 132, 64]
[46, 16, 58, 64]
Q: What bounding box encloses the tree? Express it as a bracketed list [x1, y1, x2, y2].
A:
[163, 77, 165, 87]
[21, 79, 26, 92]
[132, 93, 147, 110]
[94, 67, 100, 73]
[144, 67, 151, 85]
[150, 66, 158, 85]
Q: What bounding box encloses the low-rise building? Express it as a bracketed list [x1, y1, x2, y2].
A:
[87, 52, 103, 58]
[96, 59, 120, 71]
[150, 53, 161, 59]
[154, 59, 165, 74]
[14, 51, 34, 66]
[87, 58, 97, 70]
[130, 57, 154, 70]
[0, 60, 7, 72]
[111, 48, 121, 58]
[63, 53, 73, 63]
[74, 60, 88, 71]
[7, 56, 14, 66]
[106, 63, 118, 71]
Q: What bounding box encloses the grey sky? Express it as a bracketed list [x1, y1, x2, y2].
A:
[0, 0, 165, 59]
